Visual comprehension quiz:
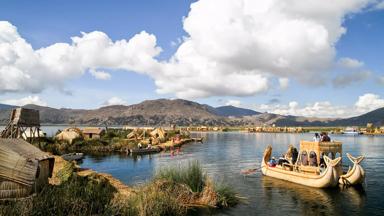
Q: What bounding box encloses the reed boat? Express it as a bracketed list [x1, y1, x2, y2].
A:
[339, 153, 365, 186]
[130, 147, 161, 154]
[261, 145, 341, 188]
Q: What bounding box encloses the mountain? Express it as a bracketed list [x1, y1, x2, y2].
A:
[330, 107, 384, 126]
[214, 105, 260, 117]
[0, 103, 16, 110]
[0, 100, 382, 127]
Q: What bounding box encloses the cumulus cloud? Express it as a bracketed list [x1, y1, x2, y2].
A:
[355, 93, 384, 113]
[0, 21, 160, 94]
[0, 0, 377, 99]
[378, 76, 384, 85]
[102, 97, 128, 106]
[254, 93, 384, 118]
[89, 69, 111, 80]
[278, 78, 289, 90]
[374, 1, 384, 9]
[0, 96, 47, 106]
[337, 57, 364, 69]
[225, 99, 241, 107]
[332, 70, 371, 88]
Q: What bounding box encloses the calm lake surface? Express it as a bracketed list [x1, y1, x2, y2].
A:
[59, 131, 384, 215]
[2, 123, 383, 214]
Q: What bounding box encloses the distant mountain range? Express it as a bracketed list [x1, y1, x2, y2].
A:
[0, 99, 382, 127]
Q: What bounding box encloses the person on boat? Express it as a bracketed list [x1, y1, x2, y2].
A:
[309, 152, 318, 166]
[284, 145, 294, 161]
[278, 156, 289, 166]
[292, 148, 298, 164]
[138, 143, 143, 149]
[268, 157, 277, 167]
[320, 132, 331, 142]
[313, 133, 320, 142]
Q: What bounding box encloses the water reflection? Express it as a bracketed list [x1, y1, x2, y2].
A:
[79, 132, 384, 215]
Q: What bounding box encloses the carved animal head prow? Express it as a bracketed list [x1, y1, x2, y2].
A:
[264, 145, 272, 160]
[346, 153, 364, 164]
[323, 155, 342, 167]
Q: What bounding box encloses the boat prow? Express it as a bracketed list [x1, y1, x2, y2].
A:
[339, 153, 365, 186]
[261, 145, 341, 188]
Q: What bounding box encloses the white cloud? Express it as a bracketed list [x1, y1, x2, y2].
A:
[102, 97, 128, 106]
[0, 21, 160, 94]
[0, 0, 377, 99]
[89, 68, 111, 80]
[378, 76, 384, 85]
[338, 57, 364, 69]
[254, 93, 384, 118]
[225, 99, 241, 107]
[332, 70, 371, 88]
[278, 78, 289, 89]
[374, 1, 384, 9]
[355, 93, 384, 113]
[0, 96, 47, 106]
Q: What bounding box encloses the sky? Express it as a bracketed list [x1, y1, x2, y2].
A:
[0, 0, 383, 118]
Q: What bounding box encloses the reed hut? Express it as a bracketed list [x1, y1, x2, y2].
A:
[82, 127, 105, 140]
[150, 127, 166, 140]
[0, 139, 54, 199]
[55, 127, 82, 144]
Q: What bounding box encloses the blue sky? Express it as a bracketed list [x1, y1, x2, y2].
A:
[0, 0, 383, 118]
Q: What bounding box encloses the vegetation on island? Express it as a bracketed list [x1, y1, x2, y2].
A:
[0, 160, 239, 216]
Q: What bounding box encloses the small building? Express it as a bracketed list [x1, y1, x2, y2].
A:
[0, 139, 54, 199]
[55, 127, 82, 144]
[82, 127, 105, 140]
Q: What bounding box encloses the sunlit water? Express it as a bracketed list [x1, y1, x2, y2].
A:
[3, 125, 382, 215]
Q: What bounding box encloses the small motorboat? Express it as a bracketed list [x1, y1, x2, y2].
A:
[339, 153, 365, 186]
[130, 147, 161, 154]
[342, 127, 361, 135]
[61, 152, 84, 161]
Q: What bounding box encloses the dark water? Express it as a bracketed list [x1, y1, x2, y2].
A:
[81, 132, 384, 215]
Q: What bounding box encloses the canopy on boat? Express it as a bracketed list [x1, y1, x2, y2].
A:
[299, 141, 342, 165]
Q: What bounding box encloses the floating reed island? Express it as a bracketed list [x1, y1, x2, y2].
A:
[0, 157, 240, 215]
[38, 126, 204, 156]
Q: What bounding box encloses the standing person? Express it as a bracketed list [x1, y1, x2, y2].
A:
[313, 133, 320, 142]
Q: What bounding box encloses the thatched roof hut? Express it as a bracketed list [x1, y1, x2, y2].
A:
[82, 127, 105, 140]
[55, 127, 82, 144]
[150, 128, 166, 140]
[0, 139, 54, 199]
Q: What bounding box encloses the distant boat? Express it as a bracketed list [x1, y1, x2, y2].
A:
[62, 152, 84, 161]
[130, 147, 161, 154]
[342, 127, 361, 135]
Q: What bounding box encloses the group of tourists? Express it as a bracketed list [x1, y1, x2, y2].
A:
[313, 132, 331, 142]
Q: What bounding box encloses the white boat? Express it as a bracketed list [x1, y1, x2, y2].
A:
[343, 127, 360, 135]
[339, 153, 365, 185]
[61, 152, 84, 161]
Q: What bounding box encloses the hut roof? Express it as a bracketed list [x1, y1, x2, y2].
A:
[0, 139, 53, 186]
[150, 128, 166, 139]
[82, 127, 105, 135]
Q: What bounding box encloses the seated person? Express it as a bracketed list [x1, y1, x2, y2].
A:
[268, 157, 277, 167]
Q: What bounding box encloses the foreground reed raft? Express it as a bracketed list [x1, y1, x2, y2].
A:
[0, 158, 240, 216]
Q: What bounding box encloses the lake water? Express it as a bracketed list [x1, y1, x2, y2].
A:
[49, 131, 384, 215]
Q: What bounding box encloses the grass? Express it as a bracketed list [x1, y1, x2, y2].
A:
[155, 161, 206, 193]
[0, 159, 238, 215]
[0, 173, 116, 216]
